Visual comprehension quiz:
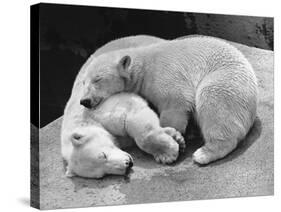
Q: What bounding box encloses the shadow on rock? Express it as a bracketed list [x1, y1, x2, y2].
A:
[62, 158, 133, 192]
[175, 117, 204, 164]
[69, 172, 133, 192]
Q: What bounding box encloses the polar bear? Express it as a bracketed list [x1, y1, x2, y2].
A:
[61, 92, 184, 178]
[61, 35, 184, 178]
[80, 35, 258, 165]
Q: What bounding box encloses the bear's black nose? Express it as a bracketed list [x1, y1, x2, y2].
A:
[128, 160, 133, 169]
[125, 159, 133, 175]
[80, 98, 92, 108]
[126, 159, 133, 169]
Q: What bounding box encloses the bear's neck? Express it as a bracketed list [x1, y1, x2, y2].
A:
[125, 60, 158, 112]
[124, 57, 145, 94]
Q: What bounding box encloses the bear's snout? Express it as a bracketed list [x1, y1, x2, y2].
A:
[125, 158, 134, 174]
[127, 159, 134, 168]
[80, 98, 92, 109]
[80, 96, 104, 109]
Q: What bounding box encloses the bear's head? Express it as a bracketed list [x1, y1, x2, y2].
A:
[80, 52, 137, 109]
[66, 126, 133, 178]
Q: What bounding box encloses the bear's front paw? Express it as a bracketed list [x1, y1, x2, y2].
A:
[163, 127, 186, 153]
[153, 141, 179, 164]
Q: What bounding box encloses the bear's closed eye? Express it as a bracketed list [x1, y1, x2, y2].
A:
[99, 152, 107, 160]
[92, 77, 102, 83]
[73, 133, 82, 140]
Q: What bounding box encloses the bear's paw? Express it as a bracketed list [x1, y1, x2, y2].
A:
[163, 127, 186, 153]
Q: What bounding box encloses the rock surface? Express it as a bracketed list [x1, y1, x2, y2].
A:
[39, 42, 273, 209]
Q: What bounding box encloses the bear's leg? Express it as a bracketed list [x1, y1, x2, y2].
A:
[192, 136, 238, 164]
[193, 82, 253, 164]
[193, 106, 244, 164]
[126, 108, 185, 164]
[160, 109, 189, 134]
[137, 128, 181, 164]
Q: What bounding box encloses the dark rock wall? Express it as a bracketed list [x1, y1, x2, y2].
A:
[185, 13, 273, 50]
[36, 3, 273, 127]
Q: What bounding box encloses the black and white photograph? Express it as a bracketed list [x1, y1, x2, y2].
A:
[29, 2, 274, 210]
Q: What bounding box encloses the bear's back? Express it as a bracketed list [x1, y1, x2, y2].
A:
[139, 36, 250, 69]
[127, 36, 255, 91]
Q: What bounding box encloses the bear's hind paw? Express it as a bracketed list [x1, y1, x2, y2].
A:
[163, 127, 186, 153]
[192, 147, 214, 165]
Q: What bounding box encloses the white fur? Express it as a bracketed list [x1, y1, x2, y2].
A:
[61, 35, 183, 178]
[83, 36, 258, 164]
[61, 91, 183, 178]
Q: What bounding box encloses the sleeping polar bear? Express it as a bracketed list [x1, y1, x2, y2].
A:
[80, 35, 258, 165]
[61, 35, 184, 178]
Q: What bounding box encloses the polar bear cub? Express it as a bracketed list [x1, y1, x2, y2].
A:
[61, 92, 184, 178]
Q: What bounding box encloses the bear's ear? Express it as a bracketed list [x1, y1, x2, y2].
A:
[71, 133, 86, 147]
[65, 166, 76, 177]
[117, 55, 131, 79]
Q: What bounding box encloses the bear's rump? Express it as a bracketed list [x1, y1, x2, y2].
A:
[195, 68, 257, 141]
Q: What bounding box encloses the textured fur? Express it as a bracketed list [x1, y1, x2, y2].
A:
[81, 36, 258, 164]
[61, 35, 184, 178]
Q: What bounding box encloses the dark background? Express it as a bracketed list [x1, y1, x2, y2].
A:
[36, 3, 273, 128]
